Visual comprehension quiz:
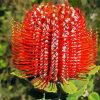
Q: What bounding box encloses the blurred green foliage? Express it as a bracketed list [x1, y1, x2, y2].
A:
[0, 0, 100, 100]
[88, 92, 100, 100]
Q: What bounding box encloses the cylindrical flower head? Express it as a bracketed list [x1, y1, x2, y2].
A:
[12, 2, 98, 88]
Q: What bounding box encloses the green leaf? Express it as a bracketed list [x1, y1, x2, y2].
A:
[0, 59, 7, 69]
[88, 66, 100, 75]
[70, 79, 88, 90]
[88, 92, 100, 100]
[31, 78, 57, 93]
[61, 81, 78, 94]
[44, 83, 57, 93]
[67, 79, 89, 99]
[11, 68, 26, 78]
[69, 82, 87, 97]
[0, 43, 7, 56]
[87, 78, 94, 92]
[31, 0, 36, 3]
[67, 96, 78, 100]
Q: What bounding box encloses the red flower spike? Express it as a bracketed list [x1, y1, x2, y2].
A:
[12, 2, 98, 89]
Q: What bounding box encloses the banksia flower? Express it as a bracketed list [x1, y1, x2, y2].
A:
[12, 1, 98, 90]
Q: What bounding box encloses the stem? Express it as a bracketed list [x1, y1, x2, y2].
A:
[43, 93, 45, 100]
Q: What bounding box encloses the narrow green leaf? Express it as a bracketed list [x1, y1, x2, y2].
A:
[31, 78, 57, 93]
[69, 79, 88, 90]
[88, 66, 100, 75]
[31, 78, 42, 88]
[44, 83, 57, 93]
[67, 79, 89, 98]
[61, 81, 78, 94]
[68, 82, 87, 97]
[10, 68, 26, 78]
[88, 92, 100, 100]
